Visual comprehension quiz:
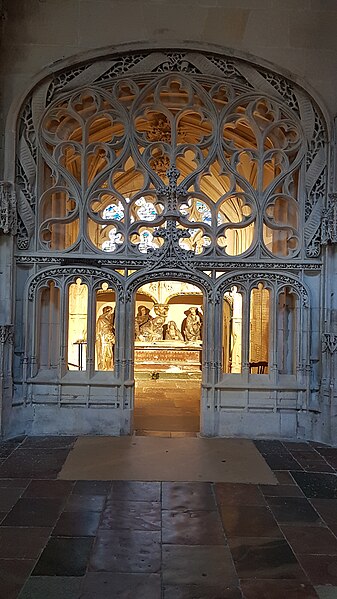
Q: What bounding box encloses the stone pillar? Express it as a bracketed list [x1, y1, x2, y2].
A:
[321, 193, 337, 445]
[0, 182, 17, 437]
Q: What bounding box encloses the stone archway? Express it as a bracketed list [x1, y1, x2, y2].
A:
[132, 279, 204, 436]
[1, 48, 330, 441]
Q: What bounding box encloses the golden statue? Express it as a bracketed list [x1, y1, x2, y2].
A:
[96, 305, 115, 370]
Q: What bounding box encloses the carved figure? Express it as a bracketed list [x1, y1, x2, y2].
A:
[182, 307, 202, 341]
[96, 305, 115, 370]
[152, 304, 169, 341]
[165, 320, 184, 341]
[135, 305, 153, 341]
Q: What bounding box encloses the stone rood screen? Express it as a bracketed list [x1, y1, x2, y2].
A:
[8, 50, 328, 439]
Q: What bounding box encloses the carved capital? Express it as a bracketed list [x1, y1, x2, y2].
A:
[322, 333, 337, 353]
[321, 193, 337, 245]
[0, 181, 17, 235]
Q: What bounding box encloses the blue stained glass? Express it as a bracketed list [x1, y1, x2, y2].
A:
[102, 201, 124, 221]
[135, 197, 157, 221]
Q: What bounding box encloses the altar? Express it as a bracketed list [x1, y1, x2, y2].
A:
[134, 341, 202, 372]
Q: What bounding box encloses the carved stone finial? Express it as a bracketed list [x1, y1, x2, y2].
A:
[322, 333, 337, 353]
[0, 325, 14, 345]
[0, 181, 17, 235]
[321, 193, 337, 245]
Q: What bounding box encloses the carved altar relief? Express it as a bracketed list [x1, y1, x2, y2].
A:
[134, 280, 203, 372]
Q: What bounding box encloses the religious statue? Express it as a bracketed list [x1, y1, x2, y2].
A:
[165, 320, 184, 341]
[96, 305, 115, 370]
[182, 306, 202, 341]
[135, 305, 154, 341]
[152, 304, 169, 341]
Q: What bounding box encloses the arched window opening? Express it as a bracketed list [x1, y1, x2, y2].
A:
[95, 283, 116, 371]
[67, 278, 88, 371]
[277, 287, 297, 375]
[223, 286, 242, 373]
[37, 75, 303, 259]
[249, 283, 270, 374]
[38, 281, 60, 371]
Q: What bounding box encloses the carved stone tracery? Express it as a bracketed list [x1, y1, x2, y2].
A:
[0, 182, 17, 235]
[322, 333, 337, 353]
[0, 325, 14, 345]
[321, 193, 337, 245]
[14, 50, 327, 263]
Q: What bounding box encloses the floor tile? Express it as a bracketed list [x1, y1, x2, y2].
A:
[301, 463, 335, 473]
[281, 525, 337, 555]
[18, 576, 83, 599]
[0, 559, 34, 599]
[162, 482, 215, 511]
[52, 510, 101, 537]
[163, 584, 242, 598]
[261, 454, 302, 471]
[273, 471, 297, 485]
[0, 449, 70, 479]
[1, 496, 65, 527]
[215, 483, 265, 506]
[111, 480, 161, 501]
[89, 529, 161, 573]
[20, 437, 77, 449]
[0, 439, 25, 459]
[0, 447, 18, 459]
[259, 484, 303, 497]
[0, 486, 25, 510]
[81, 572, 161, 599]
[254, 440, 290, 455]
[0, 479, 30, 488]
[266, 496, 322, 525]
[310, 498, 337, 524]
[315, 585, 337, 598]
[109, 481, 161, 502]
[291, 472, 337, 499]
[0, 527, 50, 559]
[219, 504, 282, 538]
[32, 537, 93, 576]
[229, 537, 306, 580]
[327, 521, 337, 538]
[162, 544, 238, 586]
[64, 494, 106, 512]
[286, 450, 324, 460]
[72, 481, 111, 496]
[22, 480, 74, 498]
[240, 579, 318, 598]
[100, 499, 161, 531]
[314, 448, 337, 460]
[324, 456, 337, 469]
[283, 442, 316, 452]
[162, 509, 225, 545]
[298, 554, 337, 585]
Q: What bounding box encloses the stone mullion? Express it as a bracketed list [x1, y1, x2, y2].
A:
[59, 278, 68, 377]
[86, 280, 94, 376]
[269, 284, 278, 384]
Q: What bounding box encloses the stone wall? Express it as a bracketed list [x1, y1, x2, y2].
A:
[1, 0, 337, 172]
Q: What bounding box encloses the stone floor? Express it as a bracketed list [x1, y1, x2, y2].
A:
[134, 378, 201, 433]
[0, 437, 336, 598]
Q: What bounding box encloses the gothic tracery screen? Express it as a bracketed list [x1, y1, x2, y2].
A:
[36, 73, 305, 259]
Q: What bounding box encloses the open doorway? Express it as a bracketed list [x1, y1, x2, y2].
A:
[133, 280, 203, 436]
